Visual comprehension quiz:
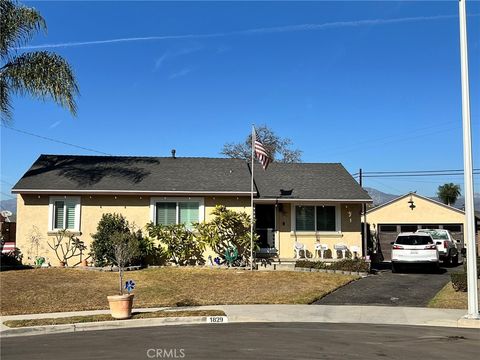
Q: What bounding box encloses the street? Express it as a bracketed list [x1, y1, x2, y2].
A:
[2, 323, 479, 360]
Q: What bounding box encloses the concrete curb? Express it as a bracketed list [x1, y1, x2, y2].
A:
[1, 316, 213, 338]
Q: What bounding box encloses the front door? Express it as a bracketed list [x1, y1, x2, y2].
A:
[255, 204, 276, 248]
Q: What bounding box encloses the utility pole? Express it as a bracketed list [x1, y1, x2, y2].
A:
[359, 169, 368, 259]
[458, 0, 479, 319]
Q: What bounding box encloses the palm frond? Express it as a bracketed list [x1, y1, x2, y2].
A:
[0, 0, 46, 60]
[0, 76, 13, 123]
[1, 51, 79, 117]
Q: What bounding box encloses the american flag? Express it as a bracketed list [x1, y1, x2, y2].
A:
[254, 131, 271, 170]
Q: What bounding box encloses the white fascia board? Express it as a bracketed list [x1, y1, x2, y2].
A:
[253, 198, 372, 203]
[12, 189, 256, 196]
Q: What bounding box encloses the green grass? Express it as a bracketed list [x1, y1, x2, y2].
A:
[3, 309, 226, 328]
[0, 267, 357, 315]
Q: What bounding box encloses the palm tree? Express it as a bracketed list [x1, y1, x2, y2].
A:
[437, 183, 461, 206]
[0, 0, 79, 122]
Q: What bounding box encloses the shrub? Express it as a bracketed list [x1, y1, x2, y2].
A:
[295, 260, 314, 268]
[90, 213, 150, 267]
[0, 247, 23, 267]
[323, 249, 333, 259]
[194, 205, 258, 265]
[331, 259, 370, 273]
[451, 272, 467, 292]
[146, 223, 205, 266]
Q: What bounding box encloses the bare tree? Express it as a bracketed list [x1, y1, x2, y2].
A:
[221, 125, 302, 163]
[110, 231, 140, 295]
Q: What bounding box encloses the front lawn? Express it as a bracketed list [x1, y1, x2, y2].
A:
[428, 282, 467, 309]
[0, 268, 356, 315]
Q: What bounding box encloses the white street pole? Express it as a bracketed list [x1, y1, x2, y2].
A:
[250, 125, 255, 271]
[458, 0, 479, 319]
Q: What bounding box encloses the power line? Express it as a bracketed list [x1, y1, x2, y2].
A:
[363, 169, 479, 175]
[1, 125, 112, 156]
[0, 192, 15, 199]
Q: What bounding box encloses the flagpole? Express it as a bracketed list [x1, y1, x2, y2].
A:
[250, 125, 255, 271]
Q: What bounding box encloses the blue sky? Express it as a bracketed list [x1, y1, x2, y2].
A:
[1, 0, 479, 201]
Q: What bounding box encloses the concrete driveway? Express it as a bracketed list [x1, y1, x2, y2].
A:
[314, 263, 463, 307]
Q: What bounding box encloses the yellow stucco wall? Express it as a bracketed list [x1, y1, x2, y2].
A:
[277, 203, 363, 259]
[367, 194, 466, 225]
[16, 194, 252, 265]
[16, 194, 363, 264]
[366, 194, 477, 247]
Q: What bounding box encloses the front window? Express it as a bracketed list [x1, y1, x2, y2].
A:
[295, 205, 337, 232]
[153, 199, 202, 228]
[50, 197, 80, 231]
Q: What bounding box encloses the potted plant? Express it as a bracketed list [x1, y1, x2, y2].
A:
[107, 231, 140, 319]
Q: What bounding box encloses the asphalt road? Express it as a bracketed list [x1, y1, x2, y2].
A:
[2, 323, 479, 360]
[314, 263, 463, 307]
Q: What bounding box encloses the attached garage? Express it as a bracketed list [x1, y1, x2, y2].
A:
[367, 193, 474, 262]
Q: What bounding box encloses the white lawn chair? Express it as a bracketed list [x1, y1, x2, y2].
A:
[314, 243, 329, 259]
[294, 242, 307, 259]
[350, 246, 360, 259]
[334, 244, 348, 259]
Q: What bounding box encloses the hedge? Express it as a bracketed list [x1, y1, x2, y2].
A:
[295, 259, 370, 273]
[451, 272, 467, 292]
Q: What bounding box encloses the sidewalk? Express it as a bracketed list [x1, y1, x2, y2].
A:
[1, 305, 478, 338]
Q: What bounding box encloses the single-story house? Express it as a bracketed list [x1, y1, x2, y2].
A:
[367, 192, 479, 261]
[12, 154, 371, 265]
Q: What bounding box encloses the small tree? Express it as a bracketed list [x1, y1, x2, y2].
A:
[437, 183, 461, 206]
[194, 205, 258, 265]
[47, 230, 86, 266]
[146, 223, 205, 266]
[110, 231, 140, 295]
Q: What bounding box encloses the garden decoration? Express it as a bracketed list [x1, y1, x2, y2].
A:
[224, 245, 239, 267]
[125, 280, 136, 293]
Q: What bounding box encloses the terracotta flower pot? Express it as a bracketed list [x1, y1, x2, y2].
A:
[59, 261, 66, 267]
[107, 294, 134, 319]
[81, 259, 88, 267]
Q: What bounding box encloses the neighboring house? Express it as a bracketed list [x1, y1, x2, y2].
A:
[12, 154, 371, 265]
[367, 192, 479, 261]
[0, 212, 16, 254]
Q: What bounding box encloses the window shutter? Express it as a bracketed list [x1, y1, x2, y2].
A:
[66, 202, 76, 229]
[156, 203, 176, 225]
[179, 202, 199, 227]
[295, 206, 315, 231]
[54, 201, 65, 229]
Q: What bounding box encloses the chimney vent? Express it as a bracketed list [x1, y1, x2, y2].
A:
[171, 149, 176, 159]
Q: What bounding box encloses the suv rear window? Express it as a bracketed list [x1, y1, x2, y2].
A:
[396, 235, 433, 245]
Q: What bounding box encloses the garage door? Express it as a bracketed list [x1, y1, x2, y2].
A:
[376, 224, 464, 262]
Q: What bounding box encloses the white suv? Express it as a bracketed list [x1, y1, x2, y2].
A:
[391, 232, 439, 273]
[416, 229, 460, 266]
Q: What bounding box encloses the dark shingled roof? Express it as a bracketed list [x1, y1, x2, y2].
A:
[12, 155, 252, 193]
[12, 155, 371, 201]
[252, 163, 371, 200]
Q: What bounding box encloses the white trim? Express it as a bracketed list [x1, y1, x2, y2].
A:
[254, 198, 372, 203]
[48, 196, 81, 232]
[150, 196, 205, 225]
[366, 192, 466, 215]
[291, 203, 342, 234]
[13, 189, 255, 196]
